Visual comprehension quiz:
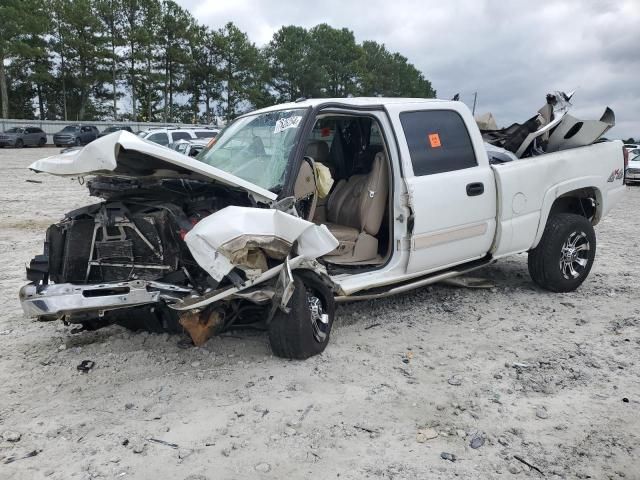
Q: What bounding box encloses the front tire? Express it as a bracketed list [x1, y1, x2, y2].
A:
[15, 139, 24, 148]
[75, 137, 81, 146]
[268, 272, 335, 359]
[528, 213, 596, 292]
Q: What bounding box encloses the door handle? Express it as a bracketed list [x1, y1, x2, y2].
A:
[466, 182, 484, 196]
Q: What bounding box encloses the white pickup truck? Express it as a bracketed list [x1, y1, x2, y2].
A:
[20, 96, 626, 358]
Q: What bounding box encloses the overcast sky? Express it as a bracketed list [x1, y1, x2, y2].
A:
[176, 0, 639, 138]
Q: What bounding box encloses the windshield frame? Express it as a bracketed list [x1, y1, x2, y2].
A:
[195, 106, 311, 194]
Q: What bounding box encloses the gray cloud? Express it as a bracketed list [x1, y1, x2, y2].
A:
[177, 0, 640, 138]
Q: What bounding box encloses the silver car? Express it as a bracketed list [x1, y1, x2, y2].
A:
[0, 126, 47, 148]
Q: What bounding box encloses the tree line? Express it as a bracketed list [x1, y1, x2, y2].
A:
[0, 0, 436, 124]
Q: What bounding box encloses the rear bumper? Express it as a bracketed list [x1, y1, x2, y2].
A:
[19, 280, 191, 319]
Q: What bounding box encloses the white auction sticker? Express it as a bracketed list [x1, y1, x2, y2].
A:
[274, 116, 302, 133]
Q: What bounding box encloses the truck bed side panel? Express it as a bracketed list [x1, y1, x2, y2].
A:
[492, 141, 625, 257]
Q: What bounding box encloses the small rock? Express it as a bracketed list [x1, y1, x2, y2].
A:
[284, 427, 296, 436]
[508, 462, 521, 474]
[191, 361, 201, 368]
[536, 407, 549, 419]
[440, 452, 456, 462]
[124, 403, 135, 410]
[132, 443, 146, 454]
[447, 376, 462, 386]
[456, 429, 466, 438]
[469, 434, 485, 449]
[254, 463, 271, 473]
[221, 447, 231, 457]
[416, 428, 438, 443]
[3, 431, 21, 442]
[58, 344, 67, 351]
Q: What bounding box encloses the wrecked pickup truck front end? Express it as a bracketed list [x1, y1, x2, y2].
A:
[20, 120, 339, 352]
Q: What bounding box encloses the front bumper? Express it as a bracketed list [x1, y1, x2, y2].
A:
[625, 168, 640, 182]
[19, 280, 191, 319]
[53, 136, 75, 145]
[0, 138, 16, 146]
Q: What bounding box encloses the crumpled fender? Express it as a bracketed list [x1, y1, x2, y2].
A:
[184, 206, 339, 281]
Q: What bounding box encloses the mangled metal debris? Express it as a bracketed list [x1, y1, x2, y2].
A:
[478, 91, 615, 160]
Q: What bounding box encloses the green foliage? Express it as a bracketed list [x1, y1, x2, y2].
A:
[1, 1, 435, 121]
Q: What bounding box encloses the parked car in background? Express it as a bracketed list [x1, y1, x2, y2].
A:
[625, 147, 640, 159]
[98, 125, 134, 138]
[0, 126, 47, 148]
[139, 127, 219, 146]
[53, 125, 99, 147]
[167, 138, 210, 157]
[626, 154, 640, 184]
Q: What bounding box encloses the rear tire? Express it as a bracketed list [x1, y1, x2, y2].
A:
[268, 272, 335, 359]
[528, 213, 596, 292]
[39, 138, 46, 147]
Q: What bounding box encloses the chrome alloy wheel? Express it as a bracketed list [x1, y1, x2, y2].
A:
[559, 231, 590, 280]
[307, 292, 329, 343]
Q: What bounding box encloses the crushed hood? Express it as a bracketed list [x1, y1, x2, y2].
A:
[28, 131, 277, 203]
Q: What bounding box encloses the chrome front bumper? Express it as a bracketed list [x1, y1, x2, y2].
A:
[19, 280, 191, 318]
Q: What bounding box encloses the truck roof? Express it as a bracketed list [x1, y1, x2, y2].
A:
[253, 97, 449, 114]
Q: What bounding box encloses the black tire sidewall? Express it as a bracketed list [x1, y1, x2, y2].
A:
[531, 214, 596, 292]
[16, 139, 23, 148]
[268, 272, 335, 359]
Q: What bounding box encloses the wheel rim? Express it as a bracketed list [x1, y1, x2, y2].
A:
[75, 138, 81, 146]
[559, 231, 590, 280]
[307, 291, 329, 343]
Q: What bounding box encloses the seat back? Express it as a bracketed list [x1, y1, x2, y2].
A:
[327, 152, 388, 236]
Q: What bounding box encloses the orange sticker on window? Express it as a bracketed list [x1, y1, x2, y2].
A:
[428, 133, 441, 148]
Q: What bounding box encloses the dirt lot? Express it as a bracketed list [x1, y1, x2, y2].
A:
[0, 146, 638, 480]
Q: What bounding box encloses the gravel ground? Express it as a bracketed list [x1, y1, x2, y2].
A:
[0, 147, 638, 480]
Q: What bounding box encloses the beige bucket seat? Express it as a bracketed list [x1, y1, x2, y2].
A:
[323, 152, 389, 263]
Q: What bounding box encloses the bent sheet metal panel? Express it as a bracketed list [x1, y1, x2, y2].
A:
[184, 206, 339, 281]
[27, 130, 277, 203]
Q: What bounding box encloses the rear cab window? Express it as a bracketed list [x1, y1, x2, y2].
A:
[400, 110, 477, 176]
[171, 131, 192, 141]
[195, 130, 216, 138]
[147, 132, 169, 146]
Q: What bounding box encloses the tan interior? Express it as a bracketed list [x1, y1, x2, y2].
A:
[303, 138, 390, 265]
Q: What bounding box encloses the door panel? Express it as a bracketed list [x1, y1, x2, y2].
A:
[405, 167, 496, 273]
[385, 104, 497, 275]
